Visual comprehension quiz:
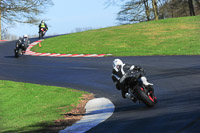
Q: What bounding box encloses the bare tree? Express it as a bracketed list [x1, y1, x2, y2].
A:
[158, 0, 200, 18]
[152, 0, 159, 20]
[111, 0, 160, 24]
[188, 0, 195, 16]
[0, 0, 54, 40]
[117, 0, 155, 24]
[195, 0, 200, 8]
[143, 0, 151, 21]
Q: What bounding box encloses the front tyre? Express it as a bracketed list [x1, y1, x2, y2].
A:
[39, 32, 43, 39]
[135, 86, 155, 107]
[15, 48, 22, 58]
[14, 49, 19, 58]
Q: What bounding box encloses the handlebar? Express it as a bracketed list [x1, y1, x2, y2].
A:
[120, 70, 145, 83]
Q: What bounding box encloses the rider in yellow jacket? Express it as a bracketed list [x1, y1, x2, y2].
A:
[39, 20, 48, 33]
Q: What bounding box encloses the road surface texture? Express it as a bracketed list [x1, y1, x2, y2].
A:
[1, 39, 200, 133]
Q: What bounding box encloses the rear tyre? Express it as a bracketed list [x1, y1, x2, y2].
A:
[135, 86, 155, 107]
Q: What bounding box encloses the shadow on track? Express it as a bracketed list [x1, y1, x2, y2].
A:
[4, 56, 16, 58]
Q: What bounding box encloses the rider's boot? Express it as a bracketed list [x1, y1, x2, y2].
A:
[141, 76, 153, 86]
[141, 76, 155, 93]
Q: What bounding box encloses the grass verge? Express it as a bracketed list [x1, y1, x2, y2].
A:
[0, 80, 91, 132]
[31, 16, 200, 56]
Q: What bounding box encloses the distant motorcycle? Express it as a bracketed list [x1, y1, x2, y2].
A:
[39, 28, 46, 39]
[119, 69, 157, 107]
[14, 38, 29, 58]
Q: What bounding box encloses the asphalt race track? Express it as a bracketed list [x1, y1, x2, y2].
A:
[1, 39, 200, 133]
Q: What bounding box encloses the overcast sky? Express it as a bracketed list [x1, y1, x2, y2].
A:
[8, 0, 124, 37]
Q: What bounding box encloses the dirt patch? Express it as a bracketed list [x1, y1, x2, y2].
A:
[46, 93, 94, 132]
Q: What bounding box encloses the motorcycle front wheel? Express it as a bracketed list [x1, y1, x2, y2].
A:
[14, 48, 22, 58]
[39, 32, 43, 39]
[14, 49, 19, 58]
[135, 86, 155, 107]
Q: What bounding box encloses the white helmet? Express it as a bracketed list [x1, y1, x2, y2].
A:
[23, 34, 28, 38]
[113, 59, 123, 69]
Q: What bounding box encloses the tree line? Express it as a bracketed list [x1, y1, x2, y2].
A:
[113, 0, 200, 24]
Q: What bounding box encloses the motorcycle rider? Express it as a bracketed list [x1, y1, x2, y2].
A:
[39, 20, 48, 36]
[23, 34, 30, 48]
[112, 59, 156, 102]
[16, 34, 30, 52]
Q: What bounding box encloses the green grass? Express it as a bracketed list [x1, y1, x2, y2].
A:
[0, 80, 87, 132]
[32, 16, 200, 56]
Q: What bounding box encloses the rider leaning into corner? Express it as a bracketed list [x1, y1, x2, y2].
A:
[112, 59, 157, 103]
[16, 34, 30, 51]
[39, 20, 48, 35]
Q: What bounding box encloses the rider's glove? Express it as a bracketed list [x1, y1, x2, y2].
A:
[134, 66, 142, 71]
[139, 67, 144, 72]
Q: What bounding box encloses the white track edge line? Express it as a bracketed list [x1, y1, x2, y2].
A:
[59, 97, 115, 133]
